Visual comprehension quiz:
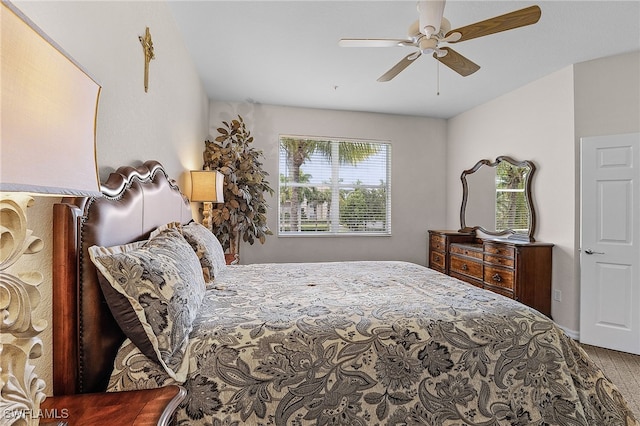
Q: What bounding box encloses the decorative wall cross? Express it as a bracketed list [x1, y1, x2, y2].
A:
[139, 27, 155, 92]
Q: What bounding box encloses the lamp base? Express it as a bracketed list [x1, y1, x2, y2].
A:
[201, 201, 213, 231]
[0, 194, 47, 425]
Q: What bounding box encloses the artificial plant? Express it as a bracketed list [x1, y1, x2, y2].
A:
[203, 115, 273, 257]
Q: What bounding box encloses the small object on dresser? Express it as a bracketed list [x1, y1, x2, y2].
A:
[39, 385, 185, 426]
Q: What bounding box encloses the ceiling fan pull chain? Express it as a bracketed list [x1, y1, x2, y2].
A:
[437, 60, 440, 96]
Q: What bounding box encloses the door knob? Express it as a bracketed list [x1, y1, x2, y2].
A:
[584, 249, 605, 255]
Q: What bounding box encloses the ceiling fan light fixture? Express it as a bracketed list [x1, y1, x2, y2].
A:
[408, 21, 421, 39]
[419, 37, 438, 54]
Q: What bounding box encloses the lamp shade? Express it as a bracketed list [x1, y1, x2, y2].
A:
[190, 170, 224, 203]
[0, 2, 101, 196]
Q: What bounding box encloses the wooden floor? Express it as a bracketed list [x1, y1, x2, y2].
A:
[580, 343, 640, 421]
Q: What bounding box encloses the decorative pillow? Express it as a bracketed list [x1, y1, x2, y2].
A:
[88, 228, 205, 382]
[151, 221, 226, 284]
[180, 221, 227, 282]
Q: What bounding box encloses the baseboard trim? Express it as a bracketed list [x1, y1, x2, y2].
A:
[555, 323, 580, 340]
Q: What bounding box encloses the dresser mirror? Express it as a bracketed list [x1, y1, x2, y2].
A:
[460, 156, 536, 241]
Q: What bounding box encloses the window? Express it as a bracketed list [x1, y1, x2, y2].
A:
[495, 161, 529, 232]
[279, 136, 391, 235]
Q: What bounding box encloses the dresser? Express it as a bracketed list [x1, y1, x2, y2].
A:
[428, 230, 553, 317]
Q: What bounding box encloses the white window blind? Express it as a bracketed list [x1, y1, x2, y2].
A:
[279, 136, 391, 235]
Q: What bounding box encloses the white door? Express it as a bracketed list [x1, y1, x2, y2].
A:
[580, 133, 640, 354]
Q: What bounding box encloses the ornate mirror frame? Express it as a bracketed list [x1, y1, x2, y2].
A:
[459, 156, 537, 242]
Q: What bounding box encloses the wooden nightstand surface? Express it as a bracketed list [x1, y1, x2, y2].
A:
[40, 385, 186, 426]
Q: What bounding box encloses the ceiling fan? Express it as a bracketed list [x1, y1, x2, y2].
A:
[338, 1, 541, 82]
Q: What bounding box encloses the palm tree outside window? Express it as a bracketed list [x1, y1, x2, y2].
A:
[279, 136, 391, 235]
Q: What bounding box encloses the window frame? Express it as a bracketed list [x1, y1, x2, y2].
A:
[278, 135, 392, 237]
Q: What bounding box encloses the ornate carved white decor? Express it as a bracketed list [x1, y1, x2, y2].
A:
[0, 194, 47, 426]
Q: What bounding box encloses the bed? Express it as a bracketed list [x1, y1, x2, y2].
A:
[52, 160, 638, 426]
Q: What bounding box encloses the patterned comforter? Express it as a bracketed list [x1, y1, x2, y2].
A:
[107, 261, 638, 425]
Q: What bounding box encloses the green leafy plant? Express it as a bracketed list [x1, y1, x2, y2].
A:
[203, 115, 273, 256]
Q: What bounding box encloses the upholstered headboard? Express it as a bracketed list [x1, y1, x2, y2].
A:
[52, 160, 193, 395]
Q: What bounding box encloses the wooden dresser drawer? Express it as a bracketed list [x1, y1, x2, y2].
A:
[484, 264, 515, 290]
[484, 243, 515, 258]
[450, 255, 483, 280]
[430, 250, 446, 270]
[450, 243, 483, 260]
[484, 253, 515, 268]
[430, 234, 446, 252]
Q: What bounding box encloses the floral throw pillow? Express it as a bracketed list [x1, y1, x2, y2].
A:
[151, 221, 227, 284]
[180, 222, 227, 283]
[88, 228, 205, 382]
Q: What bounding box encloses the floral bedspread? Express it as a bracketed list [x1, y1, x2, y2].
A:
[108, 261, 638, 426]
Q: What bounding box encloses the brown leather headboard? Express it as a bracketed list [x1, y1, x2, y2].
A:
[52, 160, 193, 395]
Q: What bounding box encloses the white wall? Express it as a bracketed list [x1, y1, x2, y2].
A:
[13, 0, 209, 183]
[9, 0, 210, 395]
[574, 52, 640, 138]
[446, 51, 640, 335]
[447, 67, 577, 331]
[209, 102, 448, 265]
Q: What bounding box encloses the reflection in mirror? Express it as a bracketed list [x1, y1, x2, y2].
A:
[460, 156, 536, 241]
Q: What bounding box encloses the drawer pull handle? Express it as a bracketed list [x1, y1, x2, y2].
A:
[434, 255, 441, 262]
[462, 264, 468, 271]
[492, 273, 502, 282]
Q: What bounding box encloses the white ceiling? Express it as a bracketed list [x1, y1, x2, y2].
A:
[168, 1, 640, 119]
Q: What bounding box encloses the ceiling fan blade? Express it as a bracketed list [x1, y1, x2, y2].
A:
[446, 5, 541, 43]
[339, 38, 415, 48]
[377, 52, 421, 82]
[434, 47, 480, 76]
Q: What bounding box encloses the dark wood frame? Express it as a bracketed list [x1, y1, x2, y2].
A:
[40, 385, 187, 425]
[459, 156, 537, 242]
[52, 161, 193, 395]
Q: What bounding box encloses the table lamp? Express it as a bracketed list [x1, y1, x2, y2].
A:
[1, 2, 101, 422]
[190, 169, 225, 230]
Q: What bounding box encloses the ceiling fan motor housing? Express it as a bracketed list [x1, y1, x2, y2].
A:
[417, 0, 446, 37]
